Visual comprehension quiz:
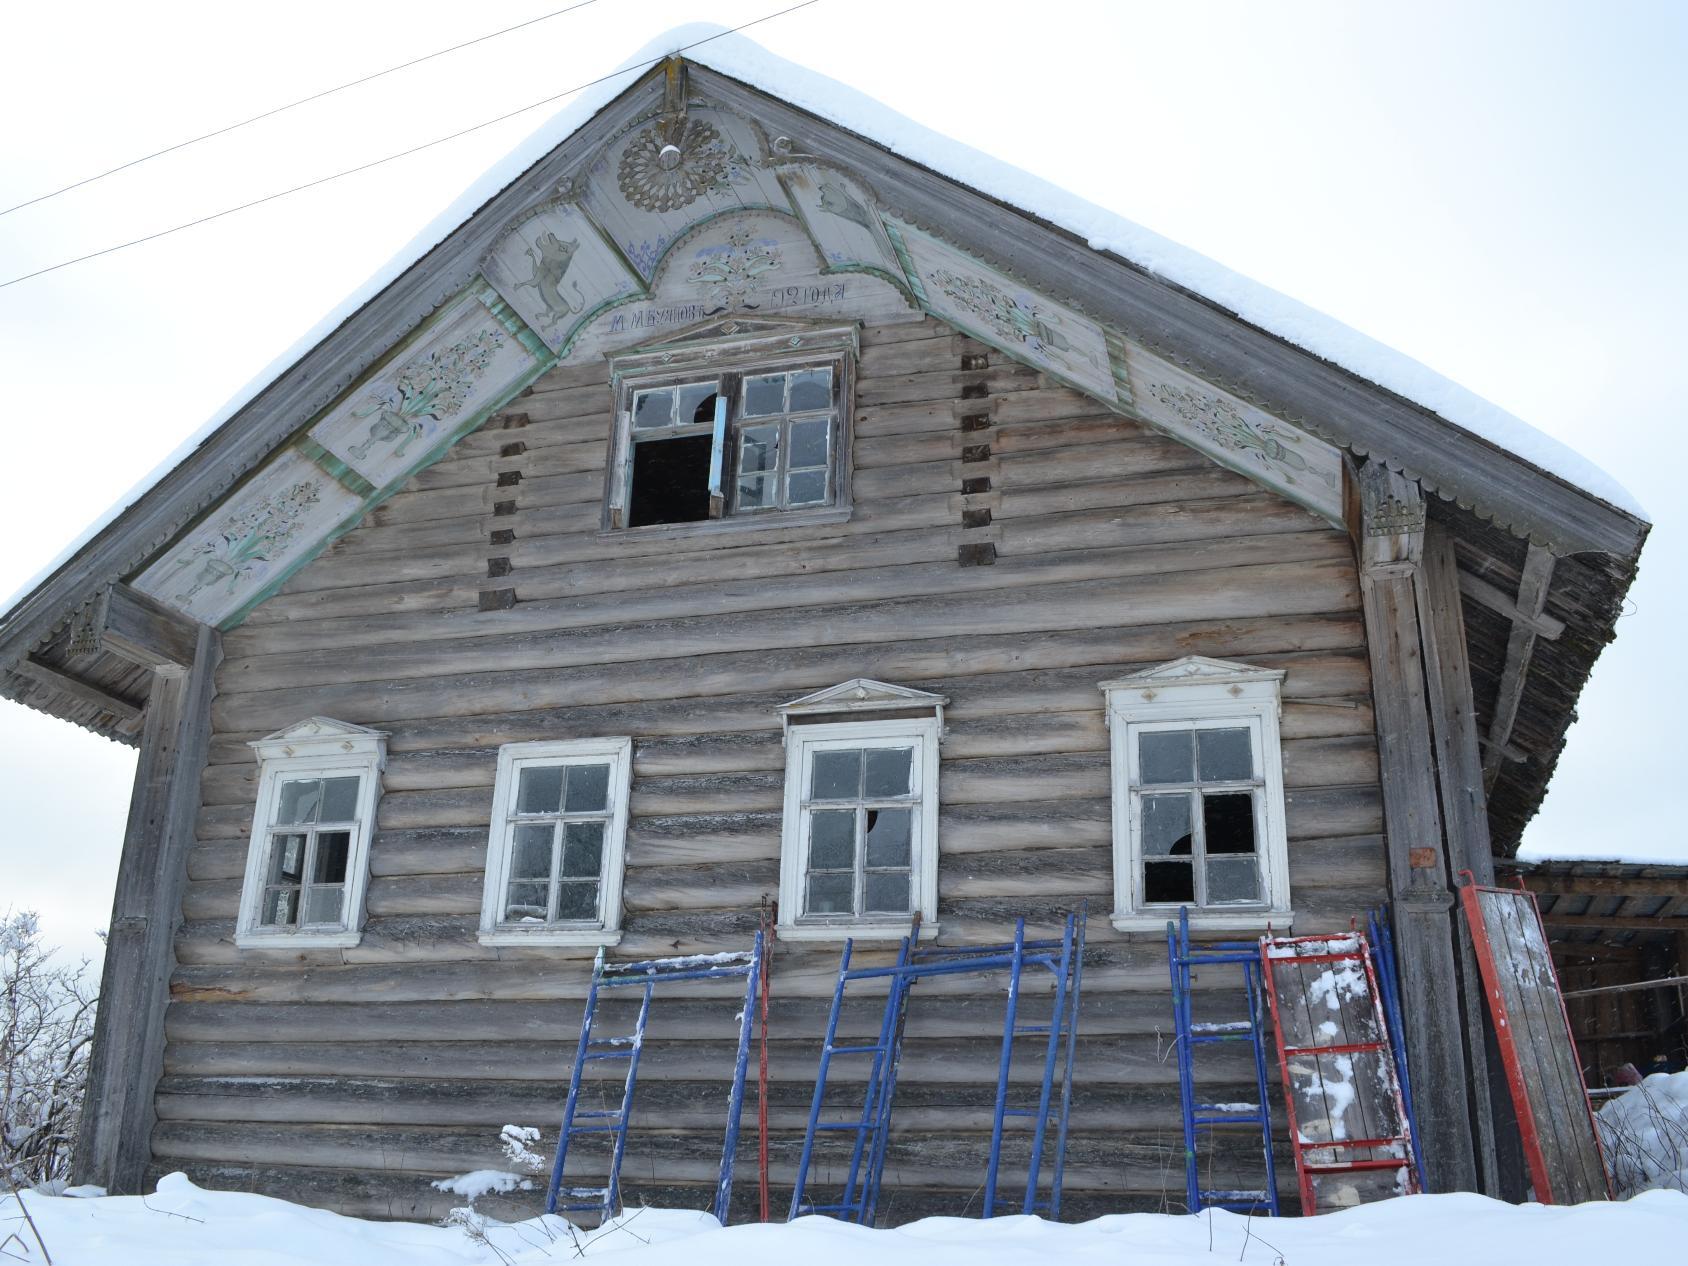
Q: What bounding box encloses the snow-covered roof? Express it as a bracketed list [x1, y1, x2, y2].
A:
[0, 24, 1648, 622]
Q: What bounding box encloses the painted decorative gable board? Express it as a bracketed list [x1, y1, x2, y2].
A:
[124, 77, 1349, 631]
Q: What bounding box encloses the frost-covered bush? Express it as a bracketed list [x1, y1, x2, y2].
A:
[1597, 1070, 1688, 1197]
[1, 911, 97, 1189]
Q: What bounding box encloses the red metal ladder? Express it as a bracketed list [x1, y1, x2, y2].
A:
[1259, 930, 1420, 1213]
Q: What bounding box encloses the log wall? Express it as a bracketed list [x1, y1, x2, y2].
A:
[157, 316, 1385, 1221]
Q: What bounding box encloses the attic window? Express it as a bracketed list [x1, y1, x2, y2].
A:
[606, 327, 855, 531]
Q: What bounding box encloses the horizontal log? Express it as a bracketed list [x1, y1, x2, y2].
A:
[1515, 874, 1688, 898]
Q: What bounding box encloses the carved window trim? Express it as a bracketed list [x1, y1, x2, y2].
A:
[236, 719, 386, 950]
[1100, 659, 1293, 934]
[603, 325, 857, 537]
[477, 737, 632, 948]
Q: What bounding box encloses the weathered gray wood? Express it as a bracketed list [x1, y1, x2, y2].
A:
[74, 624, 220, 1193]
[1482, 543, 1557, 787]
[10, 655, 142, 723]
[1457, 569, 1564, 641]
[1355, 462, 1478, 1193]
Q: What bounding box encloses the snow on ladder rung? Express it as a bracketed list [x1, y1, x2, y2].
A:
[1191, 1021, 1254, 1033]
[1202, 1190, 1271, 1202]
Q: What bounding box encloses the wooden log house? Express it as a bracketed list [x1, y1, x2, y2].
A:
[0, 37, 1649, 1221]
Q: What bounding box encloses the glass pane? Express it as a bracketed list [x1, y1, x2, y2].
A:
[864, 809, 911, 868]
[555, 882, 600, 921]
[739, 424, 779, 474]
[564, 763, 611, 813]
[806, 872, 853, 915]
[808, 810, 856, 869]
[312, 831, 351, 885]
[788, 368, 832, 411]
[864, 872, 910, 914]
[864, 747, 912, 799]
[743, 373, 785, 416]
[1206, 857, 1261, 905]
[516, 765, 563, 815]
[786, 469, 828, 506]
[504, 882, 550, 922]
[511, 823, 554, 879]
[276, 779, 322, 825]
[1140, 794, 1193, 857]
[632, 389, 673, 430]
[676, 381, 718, 426]
[788, 417, 829, 469]
[269, 833, 307, 884]
[302, 885, 343, 926]
[561, 821, 605, 878]
[316, 777, 359, 822]
[1204, 793, 1257, 855]
[260, 888, 298, 927]
[1143, 860, 1194, 904]
[1139, 730, 1193, 784]
[1198, 728, 1254, 782]
[736, 473, 775, 509]
[811, 749, 862, 800]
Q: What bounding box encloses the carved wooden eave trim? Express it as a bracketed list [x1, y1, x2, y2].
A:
[780, 678, 948, 736]
[249, 716, 389, 763]
[1097, 655, 1288, 692]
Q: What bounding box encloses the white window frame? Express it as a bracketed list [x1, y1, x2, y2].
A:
[777, 715, 941, 942]
[1100, 658, 1292, 933]
[236, 718, 386, 950]
[478, 737, 632, 947]
[604, 324, 857, 536]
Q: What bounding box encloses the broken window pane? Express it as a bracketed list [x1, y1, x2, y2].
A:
[319, 776, 360, 822]
[563, 763, 610, 813]
[1144, 860, 1195, 904]
[789, 368, 831, 411]
[1141, 794, 1193, 857]
[313, 831, 351, 885]
[864, 872, 910, 914]
[276, 779, 321, 825]
[261, 887, 299, 927]
[864, 747, 912, 798]
[811, 750, 861, 800]
[809, 810, 855, 869]
[632, 389, 674, 430]
[864, 809, 911, 868]
[561, 821, 604, 878]
[510, 823, 553, 879]
[1206, 857, 1261, 904]
[739, 424, 779, 473]
[629, 434, 714, 526]
[302, 885, 343, 925]
[1139, 731, 1193, 784]
[516, 766, 563, 815]
[675, 381, 719, 426]
[555, 882, 600, 921]
[269, 833, 307, 884]
[1204, 793, 1257, 855]
[806, 872, 852, 915]
[743, 374, 785, 416]
[736, 473, 775, 509]
[504, 882, 549, 922]
[1198, 728, 1254, 782]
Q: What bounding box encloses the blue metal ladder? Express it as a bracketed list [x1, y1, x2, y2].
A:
[1166, 906, 1280, 1216]
[789, 911, 1086, 1225]
[545, 934, 763, 1225]
[1368, 906, 1426, 1189]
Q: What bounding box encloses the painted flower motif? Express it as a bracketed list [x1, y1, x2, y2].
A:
[689, 228, 783, 314]
[349, 327, 506, 463]
[617, 118, 734, 213]
[165, 480, 324, 605]
[1147, 382, 1336, 489]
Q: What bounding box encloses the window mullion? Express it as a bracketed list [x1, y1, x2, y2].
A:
[707, 377, 731, 518]
[299, 830, 320, 924]
[546, 817, 564, 922]
[854, 804, 867, 917]
[1189, 789, 1208, 907]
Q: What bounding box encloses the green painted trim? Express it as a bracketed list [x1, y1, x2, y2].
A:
[773, 166, 916, 305]
[293, 438, 377, 497]
[1104, 330, 1135, 409]
[218, 349, 557, 630]
[475, 281, 550, 359]
[643, 205, 805, 285]
[882, 220, 928, 307]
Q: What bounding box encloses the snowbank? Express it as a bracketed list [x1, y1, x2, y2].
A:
[5, 1174, 1688, 1266]
[1598, 1070, 1688, 1197]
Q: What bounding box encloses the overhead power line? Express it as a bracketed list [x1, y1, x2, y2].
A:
[0, 0, 605, 218]
[0, 1, 823, 292]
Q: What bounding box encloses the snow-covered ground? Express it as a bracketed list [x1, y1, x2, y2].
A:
[5, 1176, 1688, 1266]
[1598, 1070, 1688, 1198]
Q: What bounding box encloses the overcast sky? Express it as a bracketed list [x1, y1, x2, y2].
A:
[1, 1, 1683, 964]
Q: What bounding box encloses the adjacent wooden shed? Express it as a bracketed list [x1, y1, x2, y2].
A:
[0, 33, 1648, 1221]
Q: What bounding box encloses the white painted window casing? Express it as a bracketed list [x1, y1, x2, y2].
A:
[236, 718, 387, 950]
[604, 324, 857, 535]
[1100, 658, 1293, 934]
[478, 737, 632, 947]
[777, 681, 944, 942]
